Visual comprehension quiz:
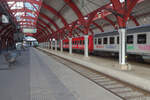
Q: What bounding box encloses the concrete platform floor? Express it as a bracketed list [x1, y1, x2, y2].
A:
[0, 48, 121, 100]
[38, 48, 150, 92]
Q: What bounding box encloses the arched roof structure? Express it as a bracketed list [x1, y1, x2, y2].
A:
[0, 0, 150, 43]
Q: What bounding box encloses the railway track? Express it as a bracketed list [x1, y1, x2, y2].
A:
[41, 50, 150, 100]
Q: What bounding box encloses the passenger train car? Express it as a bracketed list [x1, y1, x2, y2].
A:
[48, 25, 150, 62]
[93, 25, 150, 61]
[62, 35, 93, 52]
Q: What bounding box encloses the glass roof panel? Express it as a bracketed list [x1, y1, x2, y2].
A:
[6, 0, 43, 31]
[26, 12, 36, 18]
[10, 2, 24, 10]
[25, 2, 37, 11]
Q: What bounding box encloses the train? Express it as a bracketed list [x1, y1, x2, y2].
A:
[46, 25, 150, 62]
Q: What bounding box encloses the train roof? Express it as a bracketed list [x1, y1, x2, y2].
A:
[94, 25, 150, 37]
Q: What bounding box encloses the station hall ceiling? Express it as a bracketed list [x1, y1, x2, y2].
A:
[0, 0, 150, 42]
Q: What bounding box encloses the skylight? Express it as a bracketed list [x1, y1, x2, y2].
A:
[11, 2, 24, 10]
[6, 0, 43, 32]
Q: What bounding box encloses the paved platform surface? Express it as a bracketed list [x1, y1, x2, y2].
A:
[0, 48, 121, 100]
[38, 48, 150, 92]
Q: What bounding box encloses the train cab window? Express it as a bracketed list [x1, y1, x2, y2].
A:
[110, 37, 115, 44]
[127, 35, 133, 44]
[117, 36, 119, 44]
[137, 34, 146, 44]
[98, 38, 102, 44]
[83, 40, 85, 44]
[95, 39, 97, 44]
[103, 37, 108, 44]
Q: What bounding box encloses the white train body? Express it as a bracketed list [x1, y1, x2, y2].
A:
[93, 25, 150, 60]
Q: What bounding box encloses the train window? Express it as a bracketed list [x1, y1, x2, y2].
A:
[137, 34, 146, 44]
[83, 40, 85, 44]
[80, 40, 82, 44]
[110, 37, 115, 44]
[127, 35, 133, 44]
[117, 36, 119, 44]
[98, 38, 102, 44]
[103, 37, 108, 44]
[95, 39, 97, 44]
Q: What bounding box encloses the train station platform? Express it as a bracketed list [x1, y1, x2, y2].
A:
[37, 47, 150, 92]
[0, 48, 121, 100]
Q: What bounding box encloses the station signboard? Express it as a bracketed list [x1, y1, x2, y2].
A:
[23, 28, 37, 33]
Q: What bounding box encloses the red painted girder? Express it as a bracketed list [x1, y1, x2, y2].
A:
[11, 8, 38, 16]
[9, 1, 16, 8]
[110, 0, 139, 27]
[124, 0, 140, 22]
[38, 18, 54, 34]
[36, 28, 48, 39]
[39, 13, 59, 30]
[3, 27, 14, 37]
[6, 0, 41, 5]
[99, 3, 140, 26]
[19, 15, 37, 20]
[19, 21, 36, 24]
[89, 28, 94, 35]
[76, 27, 84, 34]
[2, 2, 19, 26]
[102, 16, 117, 29]
[35, 32, 46, 41]
[42, 3, 68, 27]
[92, 22, 104, 32]
[129, 16, 139, 26]
[64, 0, 83, 19]
[36, 32, 49, 42]
[87, 4, 111, 26]
[36, 26, 49, 36]
[37, 24, 50, 35]
[0, 24, 12, 36]
[19, 16, 54, 35]
[73, 31, 80, 37]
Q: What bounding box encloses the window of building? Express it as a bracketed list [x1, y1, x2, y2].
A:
[137, 34, 146, 44]
[103, 37, 108, 44]
[127, 35, 133, 44]
[110, 37, 115, 44]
